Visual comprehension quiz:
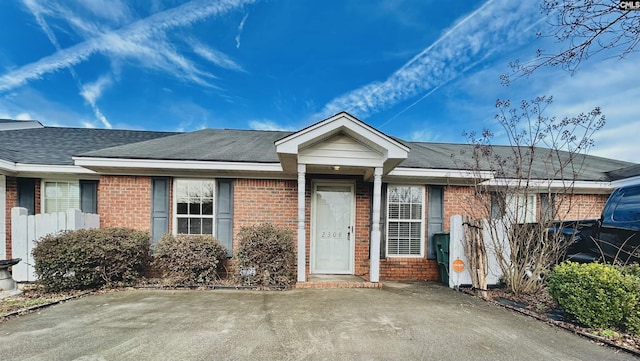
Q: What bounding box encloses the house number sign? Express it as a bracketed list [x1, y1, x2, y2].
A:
[320, 231, 344, 239]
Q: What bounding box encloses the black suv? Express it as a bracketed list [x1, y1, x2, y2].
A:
[564, 184, 640, 264]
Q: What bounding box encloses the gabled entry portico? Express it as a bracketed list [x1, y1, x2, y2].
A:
[275, 112, 409, 283]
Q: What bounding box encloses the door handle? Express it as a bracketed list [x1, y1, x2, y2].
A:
[347, 226, 352, 240]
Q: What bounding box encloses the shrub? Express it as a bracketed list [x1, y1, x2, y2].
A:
[547, 262, 640, 333]
[152, 234, 228, 285]
[235, 223, 295, 287]
[32, 228, 151, 291]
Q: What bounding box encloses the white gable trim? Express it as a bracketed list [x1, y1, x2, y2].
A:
[275, 112, 409, 174]
[275, 112, 409, 157]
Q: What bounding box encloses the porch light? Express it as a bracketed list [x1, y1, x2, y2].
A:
[333, 165, 340, 171]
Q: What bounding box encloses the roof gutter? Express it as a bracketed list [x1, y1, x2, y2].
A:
[73, 157, 284, 172]
[479, 178, 613, 191]
[0, 159, 16, 173]
[388, 167, 494, 179]
[611, 175, 640, 188]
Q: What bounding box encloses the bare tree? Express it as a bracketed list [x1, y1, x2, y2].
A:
[502, 0, 640, 84]
[458, 96, 605, 295]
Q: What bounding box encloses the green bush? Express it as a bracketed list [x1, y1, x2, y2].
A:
[547, 262, 640, 333]
[152, 234, 228, 285]
[235, 223, 295, 287]
[32, 228, 151, 291]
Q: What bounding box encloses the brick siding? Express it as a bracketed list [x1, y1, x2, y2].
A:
[1, 172, 611, 281]
[555, 193, 608, 220]
[4, 176, 16, 258]
[98, 175, 152, 231]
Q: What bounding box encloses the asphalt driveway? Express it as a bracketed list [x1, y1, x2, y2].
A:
[0, 282, 636, 361]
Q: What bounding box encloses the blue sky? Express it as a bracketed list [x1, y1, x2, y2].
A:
[0, 0, 638, 162]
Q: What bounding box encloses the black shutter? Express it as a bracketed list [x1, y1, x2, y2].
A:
[427, 186, 444, 260]
[151, 177, 170, 243]
[216, 179, 234, 257]
[17, 178, 36, 215]
[79, 180, 98, 214]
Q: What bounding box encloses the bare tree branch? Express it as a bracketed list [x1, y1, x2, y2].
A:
[502, 0, 640, 85]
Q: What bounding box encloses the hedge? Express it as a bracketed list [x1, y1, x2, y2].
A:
[547, 261, 640, 333]
[32, 228, 151, 291]
[235, 223, 295, 287]
[153, 234, 228, 285]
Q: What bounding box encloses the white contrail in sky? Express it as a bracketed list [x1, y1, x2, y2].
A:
[315, 0, 541, 124]
[0, 0, 254, 94]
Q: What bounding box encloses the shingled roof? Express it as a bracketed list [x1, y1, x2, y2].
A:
[0, 127, 178, 165]
[76, 128, 633, 182]
[79, 128, 291, 163]
[1, 126, 634, 182]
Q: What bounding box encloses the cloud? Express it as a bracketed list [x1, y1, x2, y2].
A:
[80, 74, 114, 128]
[235, 12, 248, 48]
[0, 87, 95, 127]
[248, 119, 293, 131]
[191, 40, 245, 72]
[0, 0, 254, 93]
[75, 0, 132, 24]
[404, 129, 441, 143]
[15, 112, 33, 121]
[22, 0, 114, 128]
[315, 1, 541, 122]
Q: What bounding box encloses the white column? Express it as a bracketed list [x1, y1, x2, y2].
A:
[297, 163, 307, 283]
[370, 167, 383, 283]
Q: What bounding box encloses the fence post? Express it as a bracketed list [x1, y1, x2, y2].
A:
[67, 209, 83, 230]
[11, 207, 29, 282]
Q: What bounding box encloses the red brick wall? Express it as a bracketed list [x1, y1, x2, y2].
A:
[4, 176, 16, 258]
[98, 175, 152, 232]
[354, 181, 371, 279]
[554, 193, 608, 220]
[233, 178, 298, 250]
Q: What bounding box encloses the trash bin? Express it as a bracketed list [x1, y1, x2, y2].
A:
[433, 232, 450, 284]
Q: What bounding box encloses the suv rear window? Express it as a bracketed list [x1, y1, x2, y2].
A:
[612, 186, 640, 222]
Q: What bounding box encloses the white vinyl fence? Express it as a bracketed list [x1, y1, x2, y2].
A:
[10, 207, 100, 282]
[448, 214, 508, 289]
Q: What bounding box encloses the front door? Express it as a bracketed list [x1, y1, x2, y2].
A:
[312, 183, 354, 274]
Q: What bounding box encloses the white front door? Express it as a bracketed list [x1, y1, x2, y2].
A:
[312, 183, 354, 274]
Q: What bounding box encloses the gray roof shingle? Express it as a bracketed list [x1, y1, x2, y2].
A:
[0, 127, 178, 165]
[79, 128, 292, 163]
[1, 126, 634, 182]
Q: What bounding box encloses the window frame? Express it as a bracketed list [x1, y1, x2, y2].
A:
[172, 178, 216, 236]
[41, 179, 81, 214]
[492, 192, 538, 224]
[385, 185, 426, 258]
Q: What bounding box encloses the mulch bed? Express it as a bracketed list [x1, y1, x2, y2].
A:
[461, 286, 640, 357]
[0, 284, 95, 322]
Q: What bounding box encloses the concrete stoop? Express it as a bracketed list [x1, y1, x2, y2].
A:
[295, 275, 382, 289]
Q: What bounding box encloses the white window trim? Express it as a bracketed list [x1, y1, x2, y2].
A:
[41, 179, 81, 214]
[505, 193, 537, 224]
[385, 185, 426, 258]
[172, 178, 216, 236]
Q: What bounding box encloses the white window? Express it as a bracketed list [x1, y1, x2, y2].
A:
[386, 185, 425, 257]
[174, 179, 215, 235]
[491, 193, 538, 223]
[43, 181, 80, 213]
